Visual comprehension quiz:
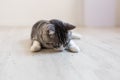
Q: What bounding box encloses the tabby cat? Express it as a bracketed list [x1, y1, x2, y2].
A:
[30, 19, 80, 53]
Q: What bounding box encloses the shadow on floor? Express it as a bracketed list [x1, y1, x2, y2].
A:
[20, 38, 64, 55]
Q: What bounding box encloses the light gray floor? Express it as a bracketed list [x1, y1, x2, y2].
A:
[0, 27, 120, 80]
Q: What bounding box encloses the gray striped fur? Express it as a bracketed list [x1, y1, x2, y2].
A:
[30, 19, 80, 53]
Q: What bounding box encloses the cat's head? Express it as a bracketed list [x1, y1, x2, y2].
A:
[43, 19, 76, 48]
[50, 19, 76, 30]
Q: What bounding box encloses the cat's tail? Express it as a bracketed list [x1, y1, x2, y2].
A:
[72, 33, 82, 39]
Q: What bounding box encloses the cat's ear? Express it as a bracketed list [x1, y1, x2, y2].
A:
[50, 19, 76, 30]
[64, 23, 76, 30]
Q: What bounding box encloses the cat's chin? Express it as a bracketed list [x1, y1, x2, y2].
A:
[53, 48, 64, 52]
[53, 45, 65, 52]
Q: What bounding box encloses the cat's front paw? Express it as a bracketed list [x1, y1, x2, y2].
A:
[30, 40, 41, 52]
[68, 46, 80, 53]
[30, 45, 41, 52]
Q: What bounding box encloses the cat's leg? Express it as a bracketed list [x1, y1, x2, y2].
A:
[72, 33, 82, 39]
[66, 40, 80, 53]
[30, 40, 41, 52]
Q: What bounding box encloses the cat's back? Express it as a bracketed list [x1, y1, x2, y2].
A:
[31, 20, 49, 39]
[32, 20, 49, 29]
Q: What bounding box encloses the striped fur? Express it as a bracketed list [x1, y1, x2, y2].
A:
[31, 19, 80, 53]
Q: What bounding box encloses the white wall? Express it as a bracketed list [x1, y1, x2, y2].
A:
[0, 0, 118, 27]
[0, 0, 82, 27]
[116, 0, 120, 26]
[84, 0, 116, 27]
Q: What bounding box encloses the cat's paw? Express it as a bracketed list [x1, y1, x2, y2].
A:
[30, 45, 41, 52]
[68, 46, 80, 53]
[30, 40, 41, 52]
